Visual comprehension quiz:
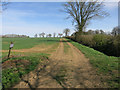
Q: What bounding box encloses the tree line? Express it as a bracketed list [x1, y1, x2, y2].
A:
[34, 28, 70, 38]
[68, 26, 120, 57]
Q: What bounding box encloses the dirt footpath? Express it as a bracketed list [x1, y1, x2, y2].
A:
[14, 39, 104, 89]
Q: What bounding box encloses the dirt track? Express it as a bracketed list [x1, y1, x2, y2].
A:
[14, 39, 104, 88]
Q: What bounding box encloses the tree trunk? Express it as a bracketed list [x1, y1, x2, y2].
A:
[75, 26, 83, 41]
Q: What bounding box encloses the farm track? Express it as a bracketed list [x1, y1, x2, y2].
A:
[14, 39, 105, 89]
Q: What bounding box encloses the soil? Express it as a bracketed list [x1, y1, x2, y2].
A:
[13, 39, 105, 89]
[2, 59, 30, 70]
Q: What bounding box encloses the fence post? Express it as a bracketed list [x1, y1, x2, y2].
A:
[8, 42, 14, 58]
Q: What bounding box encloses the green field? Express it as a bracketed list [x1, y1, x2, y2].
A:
[2, 37, 60, 50]
[2, 38, 60, 58]
[2, 37, 60, 88]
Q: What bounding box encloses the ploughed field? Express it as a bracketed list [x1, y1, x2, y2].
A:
[1, 37, 119, 89]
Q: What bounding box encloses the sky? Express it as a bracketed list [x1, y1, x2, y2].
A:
[1, 1, 118, 37]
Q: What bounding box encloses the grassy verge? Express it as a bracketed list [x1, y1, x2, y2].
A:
[67, 39, 119, 88]
[2, 53, 49, 88]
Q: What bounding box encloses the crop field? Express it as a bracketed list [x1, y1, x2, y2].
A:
[1, 37, 119, 89]
[2, 38, 60, 57]
[1, 37, 60, 88]
[2, 38, 60, 50]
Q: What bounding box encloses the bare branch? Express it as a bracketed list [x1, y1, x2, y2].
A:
[0, 0, 9, 13]
[63, 0, 108, 34]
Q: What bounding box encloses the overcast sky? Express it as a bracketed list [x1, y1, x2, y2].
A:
[1, 1, 118, 37]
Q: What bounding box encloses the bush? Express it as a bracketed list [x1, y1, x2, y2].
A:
[92, 34, 110, 53]
[93, 34, 109, 46]
[67, 34, 120, 57]
[105, 35, 120, 57]
[77, 35, 94, 47]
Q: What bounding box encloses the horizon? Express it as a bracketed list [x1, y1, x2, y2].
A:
[1, 2, 118, 37]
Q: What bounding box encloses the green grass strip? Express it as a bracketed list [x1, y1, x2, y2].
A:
[63, 42, 70, 54]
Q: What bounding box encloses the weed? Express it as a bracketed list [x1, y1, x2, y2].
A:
[2, 54, 49, 88]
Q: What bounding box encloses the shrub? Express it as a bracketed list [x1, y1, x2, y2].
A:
[67, 34, 120, 57]
[77, 35, 94, 47]
[92, 34, 110, 52]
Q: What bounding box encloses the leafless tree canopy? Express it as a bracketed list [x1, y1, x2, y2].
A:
[34, 34, 38, 38]
[41, 32, 45, 37]
[0, 0, 9, 13]
[63, 0, 108, 34]
[58, 33, 63, 37]
[111, 26, 120, 36]
[63, 28, 70, 36]
[53, 33, 56, 37]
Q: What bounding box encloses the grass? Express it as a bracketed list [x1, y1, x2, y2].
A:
[1, 37, 60, 58]
[67, 39, 119, 88]
[2, 37, 60, 50]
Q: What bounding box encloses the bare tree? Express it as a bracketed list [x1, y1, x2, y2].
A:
[34, 34, 37, 38]
[63, 28, 70, 37]
[100, 29, 104, 34]
[58, 33, 63, 37]
[95, 30, 99, 34]
[87, 30, 94, 35]
[0, 0, 9, 13]
[53, 33, 56, 37]
[41, 32, 45, 38]
[48, 34, 52, 37]
[63, 0, 108, 39]
[111, 26, 120, 36]
[39, 33, 42, 37]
